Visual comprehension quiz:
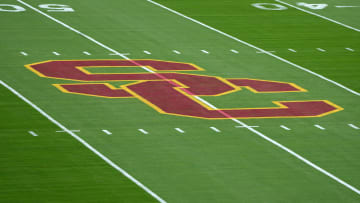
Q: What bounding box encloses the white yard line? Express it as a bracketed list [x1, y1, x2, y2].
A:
[348, 124, 359, 130]
[175, 128, 185, 133]
[210, 127, 221, 132]
[280, 125, 291, 130]
[102, 129, 112, 135]
[20, 51, 28, 56]
[256, 50, 275, 54]
[56, 129, 80, 132]
[28, 131, 38, 136]
[275, 0, 360, 32]
[17, 0, 360, 195]
[314, 125, 326, 130]
[138, 129, 149, 134]
[147, 0, 359, 96]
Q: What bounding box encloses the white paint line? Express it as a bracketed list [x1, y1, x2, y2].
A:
[288, 49, 297, 53]
[56, 130, 80, 132]
[280, 125, 291, 131]
[20, 51, 28, 56]
[348, 124, 359, 130]
[235, 125, 259, 128]
[144, 50, 152, 55]
[345, 48, 355, 52]
[102, 129, 112, 135]
[175, 128, 185, 133]
[109, 53, 130, 56]
[256, 50, 275, 54]
[275, 0, 360, 32]
[83, 51, 91, 55]
[230, 49, 239, 53]
[201, 50, 209, 54]
[1, 79, 164, 203]
[314, 125, 326, 130]
[138, 129, 149, 135]
[316, 48, 326, 52]
[147, 0, 359, 96]
[210, 127, 221, 132]
[19, 0, 360, 195]
[173, 50, 181, 54]
[28, 131, 38, 136]
[335, 6, 360, 8]
[52, 51, 60, 56]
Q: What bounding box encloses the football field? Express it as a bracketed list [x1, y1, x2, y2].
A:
[1, 0, 359, 202]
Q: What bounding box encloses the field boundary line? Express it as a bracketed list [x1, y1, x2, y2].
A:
[0, 80, 166, 202]
[17, 0, 360, 196]
[147, 0, 359, 96]
[275, 0, 360, 32]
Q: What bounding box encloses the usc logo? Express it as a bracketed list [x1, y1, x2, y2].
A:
[26, 59, 342, 119]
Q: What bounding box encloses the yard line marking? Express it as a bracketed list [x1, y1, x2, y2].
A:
[28, 131, 38, 136]
[20, 51, 28, 56]
[56, 130, 80, 132]
[147, 0, 359, 96]
[235, 125, 259, 128]
[345, 48, 355, 52]
[256, 50, 275, 54]
[1, 79, 165, 203]
[109, 52, 130, 56]
[280, 125, 291, 130]
[314, 125, 326, 130]
[20, 0, 360, 195]
[102, 129, 112, 135]
[52, 51, 60, 56]
[144, 50, 152, 55]
[201, 50, 209, 54]
[230, 49, 239, 53]
[173, 50, 181, 54]
[83, 51, 91, 55]
[275, 0, 360, 32]
[210, 127, 221, 132]
[316, 48, 326, 52]
[138, 129, 149, 134]
[288, 49, 297, 52]
[348, 124, 359, 130]
[175, 128, 185, 133]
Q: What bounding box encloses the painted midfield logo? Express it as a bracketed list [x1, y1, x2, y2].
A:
[26, 59, 342, 119]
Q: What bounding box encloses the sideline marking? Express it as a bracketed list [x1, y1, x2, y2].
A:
[52, 51, 60, 56]
[144, 50, 152, 55]
[345, 48, 355, 52]
[280, 125, 291, 130]
[19, 0, 360, 195]
[275, 0, 360, 32]
[83, 51, 91, 55]
[1, 79, 165, 203]
[20, 51, 28, 56]
[173, 50, 181, 54]
[316, 48, 326, 52]
[348, 124, 359, 130]
[314, 124, 325, 130]
[288, 49, 297, 52]
[102, 129, 112, 135]
[146, 0, 359, 96]
[28, 131, 38, 136]
[210, 126, 221, 132]
[201, 50, 209, 54]
[175, 128, 185, 133]
[56, 129, 80, 132]
[138, 129, 149, 134]
[230, 49, 239, 53]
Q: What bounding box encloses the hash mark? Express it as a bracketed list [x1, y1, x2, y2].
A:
[52, 51, 60, 55]
[83, 51, 91, 55]
[175, 128, 185, 133]
[144, 50, 152, 55]
[138, 129, 149, 134]
[314, 125, 325, 130]
[316, 48, 326, 52]
[102, 129, 112, 135]
[210, 127, 221, 132]
[28, 131, 38, 136]
[230, 49, 239, 54]
[345, 48, 355, 52]
[201, 50, 209, 54]
[280, 125, 291, 130]
[348, 124, 359, 130]
[288, 49, 297, 52]
[173, 50, 181, 54]
[20, 51, 28, 56]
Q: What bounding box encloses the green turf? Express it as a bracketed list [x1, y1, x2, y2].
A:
[0, 0, 359, 202]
